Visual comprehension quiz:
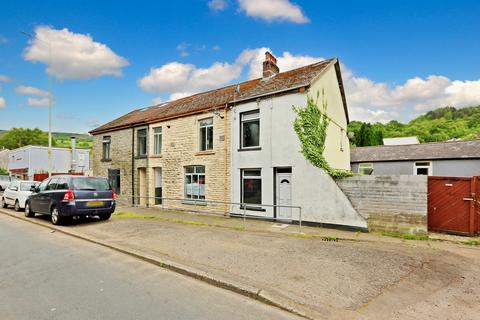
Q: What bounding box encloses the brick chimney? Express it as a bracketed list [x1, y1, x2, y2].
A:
[263, 51, 279, 78]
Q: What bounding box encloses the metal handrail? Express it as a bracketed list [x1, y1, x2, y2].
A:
[117, 195, 303, 233]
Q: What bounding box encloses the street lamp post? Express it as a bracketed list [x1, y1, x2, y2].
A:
[21, 31, 53, 177]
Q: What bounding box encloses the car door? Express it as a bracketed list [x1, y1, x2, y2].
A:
[30, 179, 50, 213]
[40, 178, 59, 213]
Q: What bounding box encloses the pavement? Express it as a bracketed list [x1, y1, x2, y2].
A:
[0, 214, 299, 320]
[1, 205, 480, 320]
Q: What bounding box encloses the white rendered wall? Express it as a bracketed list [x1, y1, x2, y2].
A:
[230, 66, 366, 228]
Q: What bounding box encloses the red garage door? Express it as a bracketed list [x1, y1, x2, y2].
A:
[428, 176, 479, 236]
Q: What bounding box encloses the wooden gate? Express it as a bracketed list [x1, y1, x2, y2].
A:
[428, 176, 479, 236]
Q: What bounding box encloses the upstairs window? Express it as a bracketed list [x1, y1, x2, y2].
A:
[137, 129, 147, 156]
[102, 136, 111, 160]
[414, 161, 431, 176]
[185, 166, 205, 200]
[358, 163, 373, 175]
[241, 110, 260, 149]
[199, 118, 213, 151]
[153, 127, 162, 155]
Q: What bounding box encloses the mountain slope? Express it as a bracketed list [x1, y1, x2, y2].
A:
[348, 105, 480, 146]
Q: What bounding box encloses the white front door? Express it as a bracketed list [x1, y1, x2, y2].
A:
[276, 172, 292, 219]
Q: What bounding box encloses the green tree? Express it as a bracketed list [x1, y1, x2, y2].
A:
[0, 128, 51, 149]
[0, 167, 8, 175]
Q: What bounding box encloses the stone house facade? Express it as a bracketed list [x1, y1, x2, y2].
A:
[90, 52, 367, 228]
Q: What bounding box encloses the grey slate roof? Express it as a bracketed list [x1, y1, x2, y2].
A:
[350, 139, 480, 163]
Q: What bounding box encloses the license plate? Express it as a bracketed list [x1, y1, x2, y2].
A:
[86, 201, 104, 207]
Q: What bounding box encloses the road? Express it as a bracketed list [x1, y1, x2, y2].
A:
[0, 213, 298, 320]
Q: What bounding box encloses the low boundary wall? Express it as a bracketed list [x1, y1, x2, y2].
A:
[337, 175, 428, 235]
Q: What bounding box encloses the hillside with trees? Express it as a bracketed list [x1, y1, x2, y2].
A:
[348, 105, 480, 147]
[0, 128, 92, 150]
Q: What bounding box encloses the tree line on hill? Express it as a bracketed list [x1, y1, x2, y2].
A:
[0, 128, 93, 150]
[348, 105, 480, 147]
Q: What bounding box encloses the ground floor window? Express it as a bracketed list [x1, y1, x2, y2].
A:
[241, 169, 262, 205]
[414, 161, 431, 176]
[185, 166, 205, 200]
[108, 169, 121, 194]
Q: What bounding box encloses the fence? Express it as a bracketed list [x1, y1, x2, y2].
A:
[117, 195, 303, 233]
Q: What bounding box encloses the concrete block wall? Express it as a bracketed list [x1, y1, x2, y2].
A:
[337, 175, 428, 235]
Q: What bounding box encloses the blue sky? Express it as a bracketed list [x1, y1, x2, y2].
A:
[0, 0, 479, 133]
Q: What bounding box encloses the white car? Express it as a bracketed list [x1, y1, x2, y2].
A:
[0, 175, 14, 191]
[1, 180, 39, 211]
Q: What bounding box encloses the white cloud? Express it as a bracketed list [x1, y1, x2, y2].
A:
[15, 85, 49, 97]
[176, 42, 190, 57]
[208, 0, 228, 11]
[0, 97, 5, 108]
[27, 97, 49, 107]
[0, 75, 10, 82]
[23, 26, 128, 80]
[152, 97, 163, 105]
[238, 0, 309, 24]
[237, 47, 323, 79]
[138, 61, 242, 99]
[139, 46, 480, 120]
[343, 65, 480, 122]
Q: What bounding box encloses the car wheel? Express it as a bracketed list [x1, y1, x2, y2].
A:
[51, 206, 62, 225]
[14, 200, 21, 212]
[25, 202, 35, 218]
[1, 197, 6, 209]
[99, 213, 111, 221]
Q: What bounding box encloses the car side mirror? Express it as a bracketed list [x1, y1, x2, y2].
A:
[30, 186, 37, 193]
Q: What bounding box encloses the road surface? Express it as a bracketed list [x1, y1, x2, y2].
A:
[0, 213, 298, 320]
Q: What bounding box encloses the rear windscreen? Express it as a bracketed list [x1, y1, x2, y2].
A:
[20, 182, 37, 191]
[72, 177, 111, 191]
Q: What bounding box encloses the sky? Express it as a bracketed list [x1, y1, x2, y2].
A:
[0, 0, 479, 133]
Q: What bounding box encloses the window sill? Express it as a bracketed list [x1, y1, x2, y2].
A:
[240, 205, 266, 212]
[101, 159, 112, 162]
[182, 200, 207, 206]
[237, 147, 261, 152]
[195, 150, 215, 156]
[150, 154, 163, 159]
[134, 155, 147, 160]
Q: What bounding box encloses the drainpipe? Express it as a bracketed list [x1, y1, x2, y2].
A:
[146, 126, 150, 208]
[131, 127, 135, 206]
[223, 104, 228, 215]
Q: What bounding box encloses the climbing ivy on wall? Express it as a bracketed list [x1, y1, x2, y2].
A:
[292, 91, 353, 179]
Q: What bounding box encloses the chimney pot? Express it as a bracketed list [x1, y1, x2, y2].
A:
[263, 51, 279, 78]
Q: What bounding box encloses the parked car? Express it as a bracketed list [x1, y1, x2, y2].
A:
[25, 175, 116, 225]
[0, 175, 17, 192]
[1, 180, 39, 211]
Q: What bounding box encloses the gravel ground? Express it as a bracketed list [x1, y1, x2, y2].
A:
[3, 208, 480, 320]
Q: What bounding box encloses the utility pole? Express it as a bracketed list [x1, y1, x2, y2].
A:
[21, 31, 53, 177]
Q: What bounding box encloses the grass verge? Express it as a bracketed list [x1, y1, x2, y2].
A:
[381, 231, 429, 241]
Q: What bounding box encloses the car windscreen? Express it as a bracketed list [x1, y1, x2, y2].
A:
[72, 177, 111, 191]
[20, 182, 37, 191]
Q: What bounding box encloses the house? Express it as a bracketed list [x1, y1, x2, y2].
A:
[351, 139, 480, 176]
[0, 148, 9, 171]
[8, 145, 90, 180]
[90, 52, 366, 229]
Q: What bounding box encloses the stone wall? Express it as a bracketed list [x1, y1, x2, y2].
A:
[92, 128, 133, 206]
[146, 109, 230, 214]
[337, 175, 428, 235]
[92, 108, 230, 213]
